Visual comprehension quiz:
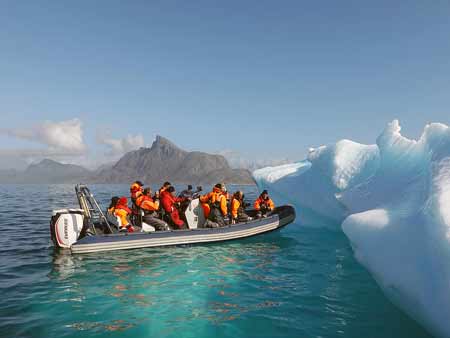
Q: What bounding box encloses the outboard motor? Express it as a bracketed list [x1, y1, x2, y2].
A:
[50, 209, 85, 249]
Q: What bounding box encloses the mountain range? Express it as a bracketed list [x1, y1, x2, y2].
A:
[0, 136, 254, 185]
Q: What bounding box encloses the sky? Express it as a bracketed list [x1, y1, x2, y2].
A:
[0, 0, 449, 170]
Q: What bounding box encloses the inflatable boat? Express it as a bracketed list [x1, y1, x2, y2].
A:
[50, 185, 296, 254]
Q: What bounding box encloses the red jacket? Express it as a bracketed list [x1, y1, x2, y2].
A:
[160, 190, 186, 228]
[160, 191, 184, 213]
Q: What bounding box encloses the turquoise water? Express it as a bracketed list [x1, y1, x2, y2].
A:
[0, 184, 432, 338]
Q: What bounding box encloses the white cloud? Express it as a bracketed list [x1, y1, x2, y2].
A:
[0, 118, 87, 169]
[1, 118, 86, 154]
[97, 133, 145, 156]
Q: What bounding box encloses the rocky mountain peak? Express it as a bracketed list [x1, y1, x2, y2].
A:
[96, 135, 253, 185]
[151, 135, 182, 151]
[0, 137, 254, 185]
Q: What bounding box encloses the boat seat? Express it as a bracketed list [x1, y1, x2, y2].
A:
[140, 210, 156, 232]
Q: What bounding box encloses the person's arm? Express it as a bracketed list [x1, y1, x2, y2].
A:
[135, 196, 144, 207]
[231, 199, 239, 219]
[199, 192, 210, 203]
[268, 199, 275, 210]
[173, 196, 186, 203]
[254, 199, 261, 210]
[220, 195, 228, 216]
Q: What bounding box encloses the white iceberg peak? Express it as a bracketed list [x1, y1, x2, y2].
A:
[253, 120, 450, 337]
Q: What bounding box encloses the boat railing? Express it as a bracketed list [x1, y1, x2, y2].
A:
[75, 184, 114, 234]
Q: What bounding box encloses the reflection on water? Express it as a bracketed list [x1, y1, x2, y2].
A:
[45, 239, 290, 337]
[0, 184, 432, 338]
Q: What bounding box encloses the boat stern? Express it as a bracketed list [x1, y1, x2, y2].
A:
[50, 209, 85, 249]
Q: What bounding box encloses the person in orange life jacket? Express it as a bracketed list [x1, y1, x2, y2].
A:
[223, 186, 232, 215]
[130, 180, 144, 208]
[136, 188, 169, 231]
[230, 191, 252, 224]
[206, 183, 229, 227]
[218, 184, 232, 218]
[160, 186, 187, 229]
[130, 180, 144, 220]
[254, 190, 275, 218]
[199, 184, 224, 219]
[130, 181, 144, 199]
[114, 196, 135, 232]
[219, 183, 229, 212]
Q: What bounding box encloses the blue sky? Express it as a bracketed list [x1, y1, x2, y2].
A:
[1, 0, 449, 169]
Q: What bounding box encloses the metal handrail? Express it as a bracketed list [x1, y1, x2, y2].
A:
[75, 184, 114, 234]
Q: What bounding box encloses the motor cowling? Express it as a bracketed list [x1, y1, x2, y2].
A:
[50, 209, 85, 249]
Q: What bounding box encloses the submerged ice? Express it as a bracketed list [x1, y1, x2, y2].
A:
[253, 120, 450, 338]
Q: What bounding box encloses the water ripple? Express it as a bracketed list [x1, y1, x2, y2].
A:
[0, 184, 432, 338]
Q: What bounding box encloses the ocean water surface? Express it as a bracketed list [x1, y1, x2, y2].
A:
[0, 184, 432, 338]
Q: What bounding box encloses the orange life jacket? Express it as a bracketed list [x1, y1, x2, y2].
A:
[137, 194, 159, 212]
[200, 187, 227, 217]
[136, 194, 145, 207]
[114, 197, 134, 231]
[115, 203, 132, 214]
[254, 196, 275, 211]
[230, 198, 240, 218]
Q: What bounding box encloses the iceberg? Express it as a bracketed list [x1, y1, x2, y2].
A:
[253, 120, 450, 337]
[253, 138, 380, 226]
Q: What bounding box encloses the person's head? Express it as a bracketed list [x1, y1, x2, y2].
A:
[261, 190, 269, 200]
[130, 181, 144, 193]
[108, 196, 120, 209]
[118, 196, 128, 206]
[214, 183, 223, 193]
[143, 188, 152, 196]
[234, 191, 243, 199]
[167, 186, 176, 195]
[187, 185, 193, 191]
[163, 181, 171, 188]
